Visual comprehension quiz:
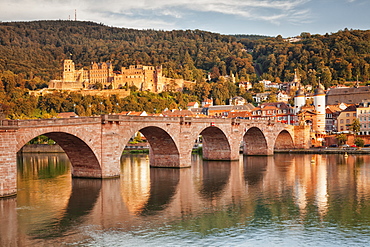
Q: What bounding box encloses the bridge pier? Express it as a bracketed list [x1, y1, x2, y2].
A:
[0, 130, 17, 198]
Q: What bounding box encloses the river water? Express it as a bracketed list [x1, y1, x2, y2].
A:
[1, 153, 370, 246]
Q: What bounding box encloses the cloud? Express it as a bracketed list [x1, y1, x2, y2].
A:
[0, 0, 312, 31]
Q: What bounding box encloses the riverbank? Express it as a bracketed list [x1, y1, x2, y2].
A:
[20, 144, 370, 155]
[20, 144, 151, 154]
[20, 144, 64, 153]
[275, 148, 370, 154]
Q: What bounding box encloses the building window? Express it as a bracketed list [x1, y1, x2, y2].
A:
[340, 119, 344, 124]
[346, 113, 350, 117]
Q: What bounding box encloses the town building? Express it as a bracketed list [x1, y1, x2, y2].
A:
[187, 102, 199, 110]
[230, 96, 247, 106]
[259, 79, 280, 90]
[250, 102, 296, 124]
[253, 92, 270, 103]
[357, 99, 370, 135]
[326, 86, 370, 105]
[294, 83, 326, 134]
[207, 105, 251, 118]
[276, 91, 290, 103]
[201, 98, 213, 108]
[336, 104, 357, 133]
[238, 81, 252, 91]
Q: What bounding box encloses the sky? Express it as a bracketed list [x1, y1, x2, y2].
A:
[0, 0, 369, 37]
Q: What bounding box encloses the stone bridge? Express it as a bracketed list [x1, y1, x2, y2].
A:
[0, 115, 311, 197]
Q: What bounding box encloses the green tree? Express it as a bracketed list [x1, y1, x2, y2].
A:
[354, 137, 364, 147]
[351, 118, 361, 134]
[336, 134, 347, 146]
[252, 82, 265, 93]
[266, 93, 277, 103]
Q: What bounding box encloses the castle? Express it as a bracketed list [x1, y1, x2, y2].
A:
[49, 59, 194, 92]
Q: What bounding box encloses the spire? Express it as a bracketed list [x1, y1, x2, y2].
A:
[314, 77, 325, 95]
[293, 69, 300, 83]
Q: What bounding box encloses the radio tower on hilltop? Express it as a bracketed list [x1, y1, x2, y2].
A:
[75, 9, 77, 21]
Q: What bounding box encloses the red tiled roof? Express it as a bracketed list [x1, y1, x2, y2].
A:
[57, 112, 78, 118]
[162, 110, 194, 117]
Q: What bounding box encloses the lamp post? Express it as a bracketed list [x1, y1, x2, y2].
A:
[73, 103, 76, 114]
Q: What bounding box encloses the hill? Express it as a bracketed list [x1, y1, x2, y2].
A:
[0, 21, 369, 88]
[0, 20, 253, 83]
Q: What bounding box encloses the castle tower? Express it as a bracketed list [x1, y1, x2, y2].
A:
[63, 59, 75, 82]
[314, 83, 326, 133]
[294, 86, 305, 114]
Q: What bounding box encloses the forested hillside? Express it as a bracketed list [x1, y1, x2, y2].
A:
[0, 20, 370, 118]
[0, 21, 369, 86]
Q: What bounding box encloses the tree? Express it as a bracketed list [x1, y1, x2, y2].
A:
[266, 93, 277, 103]
[351, 118, 361, 134]
[251, 82, 265, 93]
[336, 134, 347, 146]
[354, 137, 364, 147]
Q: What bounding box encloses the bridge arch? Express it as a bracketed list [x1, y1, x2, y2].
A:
[200, 126, 232, 160]
[136, 126, 180, 168]
[19, 132, 102, 178]
[243, 127, 268, 155]
[274, 130, 295, 150]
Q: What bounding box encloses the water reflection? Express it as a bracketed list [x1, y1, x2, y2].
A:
[2, 153, 370, 246]
[199, 160, 231, 200]
[140, 168, 180, 215]
[243, 156, 268, 186]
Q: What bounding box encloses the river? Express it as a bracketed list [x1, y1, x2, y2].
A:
[1, 153, 370, 246]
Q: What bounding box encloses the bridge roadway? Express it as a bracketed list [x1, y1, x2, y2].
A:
[0, 115, 311, 197]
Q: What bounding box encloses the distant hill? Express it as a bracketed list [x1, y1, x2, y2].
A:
[0, 21, 369, 87]
[232, 34, 271, 40]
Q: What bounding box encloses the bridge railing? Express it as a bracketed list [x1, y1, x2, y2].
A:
[17, 117, 101, 127]
[0, 119, 19, 129]
[102, 114, 181, 123]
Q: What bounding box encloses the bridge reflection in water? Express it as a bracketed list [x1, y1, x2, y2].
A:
[1, 153, 370, 246]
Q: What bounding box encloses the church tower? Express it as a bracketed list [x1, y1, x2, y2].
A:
[314, 83, 326, 133]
